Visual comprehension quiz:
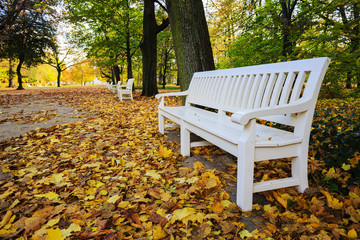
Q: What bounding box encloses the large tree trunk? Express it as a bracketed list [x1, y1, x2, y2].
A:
[16, 55, 25, 90]
[280, 0, 297, 57]
[166, 0, 215, 91]
[141, 0, 169, 97]
[141, 0, 159, 97]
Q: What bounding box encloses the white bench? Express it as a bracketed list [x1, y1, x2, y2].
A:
[117, 78, 134, 101]
[107, 82, 122, 93]
[155, 57, 331, 211]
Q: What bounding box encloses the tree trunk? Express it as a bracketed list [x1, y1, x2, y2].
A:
[16, 55, 25, 90]
[57, 67, 61, 87]
[162, 48, 169, 89]
[113, 65, 121, 83]
[280, 0, 297, 57]
[7, 58, 14, 88]
[141, 0, 169, 97]
[126, 23, 133, 79]
[166, 0, 215, 91]
[141, 0, 158, 96]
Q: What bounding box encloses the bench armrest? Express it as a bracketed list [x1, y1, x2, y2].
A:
[231, 98, 313, 125]
[155, 90, 189, 99]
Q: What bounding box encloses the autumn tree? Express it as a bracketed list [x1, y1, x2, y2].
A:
[0, 0, 58, 90]
[166, 0, 215, 91]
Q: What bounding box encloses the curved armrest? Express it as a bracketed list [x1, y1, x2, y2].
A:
[231, 98, 313, 125]
[155, 90, 189, 99]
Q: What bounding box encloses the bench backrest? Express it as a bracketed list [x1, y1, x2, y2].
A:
[186, 57, 330, 136]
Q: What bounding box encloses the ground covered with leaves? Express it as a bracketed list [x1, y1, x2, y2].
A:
[0, 87, 359, 239]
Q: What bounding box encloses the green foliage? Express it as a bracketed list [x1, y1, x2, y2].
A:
[65, 0, 143, 80]
[210, 0, 360, 96]
[310, 99, 360, 190]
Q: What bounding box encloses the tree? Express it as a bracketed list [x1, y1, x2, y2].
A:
[0, 0, 57, 90]
[166, 0, 215, 91]
[65, 0, 142, 85]
[141, 0, 169, 96]
[45, 44, 77, 87]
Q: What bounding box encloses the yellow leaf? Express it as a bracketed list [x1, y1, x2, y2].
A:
[100, 190, 108, 196]
[117, 201, 130, 208]
[170, 208, 196, 224]
[321, 190, 343, 210]
[45, 228, 64, 240]
[145, 170, 162, 180]
[52, 173, 64, 183]
[35, 192, 60, 201]
[153, 225, 167, 240]
[349, 191, 360, 200]
[0, 211, 12, 229]
[239, 230, 253, 238]
[341, 163, 351, 171]
[159, 145, 173, 158]
[108, 195, 121, 204]
[211, 202, 224, 213]
[273, 192, 292, 209]
[263, 204, 278, 213]
[160, 191, 172, 202]
[61, 223, 81, 238]
[46, 218, 60, 227]
[193, 161, 205, 170]
[348, 229, 358, 239]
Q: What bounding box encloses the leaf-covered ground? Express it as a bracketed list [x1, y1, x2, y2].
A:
[0, 87, 359, 239]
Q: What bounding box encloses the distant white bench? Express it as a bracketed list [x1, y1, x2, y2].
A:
[156, 57, 331, 211]
[117, 78, 134, 101]
[106, 82, 122, 93]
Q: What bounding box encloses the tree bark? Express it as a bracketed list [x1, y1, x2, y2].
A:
[280, 0, 297, 57]
[141, 0, 169, 97]
[7, 58, 14, 88]
[166, 0, 215, 91]
[57, 67, 61, 87]
[16, 55, 25, 90]
[141, 0, 159, 97]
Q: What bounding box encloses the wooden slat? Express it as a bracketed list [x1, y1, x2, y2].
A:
[270, 72, 287, 106]
[241, 74, 255, 109]
[279, 72, 297, 104]
[289, 71, 307, 102]
[261, 73, 278, 107]
[254, 74, 270, 108]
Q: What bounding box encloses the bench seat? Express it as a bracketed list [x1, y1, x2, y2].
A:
[161, 105, 302, 147]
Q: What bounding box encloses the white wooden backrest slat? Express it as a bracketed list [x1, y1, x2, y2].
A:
[227, 75, 239, 106]
[269, 72, 287, 106]
[240, 74, 254, 109]
[289, 71, 307, 102]
[223, 75, 234, 106]
[208, 76, 218, 103]
[247, 74, 263, 109]
[216, 76, 227, 104]
[261, 73, 278, 108]
[254, 74, 270, 108]
[279, 72, 297, 105]
[233, 75, 247, 108]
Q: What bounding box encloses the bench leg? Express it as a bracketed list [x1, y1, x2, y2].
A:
[292, 148, 309, 193]
[158, 113, 165, 135]
[236, 120, 256, 211]
[180, 122, 191, 157]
